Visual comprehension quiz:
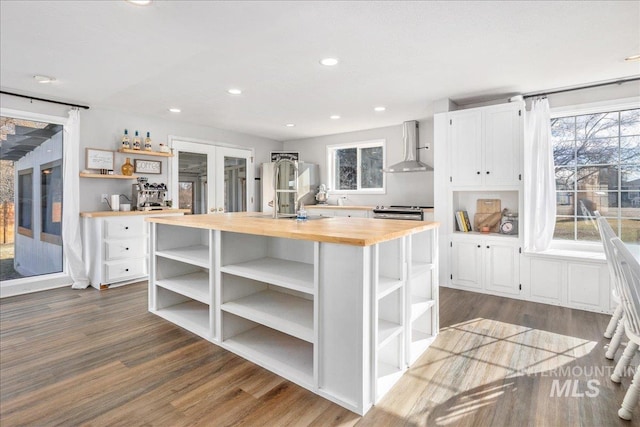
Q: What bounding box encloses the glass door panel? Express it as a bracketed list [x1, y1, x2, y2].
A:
[0, 116, 64, 282]
[215, 146, 254, 213]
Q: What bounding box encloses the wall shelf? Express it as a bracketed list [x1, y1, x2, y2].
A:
[79, 172, 138, 179]
[118, 148, 173, 157]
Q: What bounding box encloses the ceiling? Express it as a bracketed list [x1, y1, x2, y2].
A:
[1, 1, 639, 142]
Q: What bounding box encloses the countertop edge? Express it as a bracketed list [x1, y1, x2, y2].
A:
[80, 209, 190, 218]
[145, 214, 440, 246]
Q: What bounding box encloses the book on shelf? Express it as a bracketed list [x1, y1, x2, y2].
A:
[462, 210, 472, 232]
[455, 211, 465, 232]
[455, 210, 472, 232]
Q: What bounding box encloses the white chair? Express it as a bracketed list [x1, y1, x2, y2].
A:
[610, 237, 640, 420]
[595, 213, 625, 357]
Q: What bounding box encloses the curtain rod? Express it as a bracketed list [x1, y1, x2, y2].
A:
[0, 90, 90, 110]
[523, 76, 640, 99]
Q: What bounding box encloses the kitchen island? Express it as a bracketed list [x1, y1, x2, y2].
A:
[145, 213, 439, 415]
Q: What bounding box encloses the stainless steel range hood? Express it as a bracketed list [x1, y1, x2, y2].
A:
[384, 120, 433, 173]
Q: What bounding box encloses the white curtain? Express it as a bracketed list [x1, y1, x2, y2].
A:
[524, 98, 556, 252]
[63, 109, 90, 289]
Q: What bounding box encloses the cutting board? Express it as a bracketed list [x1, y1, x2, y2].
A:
[476, 199, 501, 214]
[474, 212, 501, 232]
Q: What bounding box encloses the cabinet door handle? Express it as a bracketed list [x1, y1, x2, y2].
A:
[486, 171, 490, 175]
[476, 171, 481, 175]
[486, 245, 490, 249]
[477, 245, 481, 248]
[125, 226, 129, 230]
[125, 247, 129, 251]
[125, 268, 129, 272]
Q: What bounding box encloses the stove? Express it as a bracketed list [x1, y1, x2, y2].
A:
[372, 205, 432, 221]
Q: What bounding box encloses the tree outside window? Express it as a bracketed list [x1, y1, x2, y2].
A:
[328, 140, 385, 193]
[551, 108, 640, 244]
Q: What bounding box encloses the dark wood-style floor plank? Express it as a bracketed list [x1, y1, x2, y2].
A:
[1, 282, 637, 426]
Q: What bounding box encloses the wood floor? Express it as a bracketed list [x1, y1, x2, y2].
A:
[1, 283, 637, 426]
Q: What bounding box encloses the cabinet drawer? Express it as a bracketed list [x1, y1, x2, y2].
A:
[104, 238, 146, 260]
[104, 218, 145, 238]
[104, 258, 147, 282]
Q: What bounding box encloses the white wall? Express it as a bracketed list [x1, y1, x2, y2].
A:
[79, 107, 283, 212]
[282, 120, 435, 207]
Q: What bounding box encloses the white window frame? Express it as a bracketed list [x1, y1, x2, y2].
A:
[326, 139, 386, 195]
[549, 96, 640, 252]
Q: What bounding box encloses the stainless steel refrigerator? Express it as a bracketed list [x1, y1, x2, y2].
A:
[261, 161, 319, 215]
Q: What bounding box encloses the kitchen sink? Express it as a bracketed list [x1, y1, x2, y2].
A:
[248, 213, 328, 220]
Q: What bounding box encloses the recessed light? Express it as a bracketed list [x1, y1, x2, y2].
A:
[320, 58, 339, 66]
[374, 106, 386, 112]
[168, 108, 181, 113]
[625, 54, 640, 61]
[227, 88, 242, 95]
[125, 0, 152, 5]
[285, 123, 295, 127]
[330, 115, 341, 120]
[34, 75, 55, 83]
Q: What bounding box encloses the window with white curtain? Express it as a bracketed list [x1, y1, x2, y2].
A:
[551, 107, 640, 244]
[327, 139, 385, 194]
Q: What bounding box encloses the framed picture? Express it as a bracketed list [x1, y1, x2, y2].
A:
[134, 159, 162, 174]
[85, 148, 114, 170]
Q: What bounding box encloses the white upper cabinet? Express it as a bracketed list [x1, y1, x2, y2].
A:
[448, 102, 523, 187]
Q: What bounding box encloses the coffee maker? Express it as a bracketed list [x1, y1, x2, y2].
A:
[132, 177, 167, 211]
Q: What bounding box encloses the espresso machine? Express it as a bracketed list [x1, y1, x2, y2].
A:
[132, 177, 167, 211]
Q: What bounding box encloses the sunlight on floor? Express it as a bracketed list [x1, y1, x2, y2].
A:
[374, 317, 599, 425]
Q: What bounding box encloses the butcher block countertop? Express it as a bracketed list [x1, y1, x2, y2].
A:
[306, 205, 435, 212]
[145, 212, 439, 246]
[80, 208, 191, 218]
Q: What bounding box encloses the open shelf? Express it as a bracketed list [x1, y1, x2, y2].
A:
[79, 172, 138, 179]
[377, 276, 403, 300]
[156, 245, 210, 268]
[221, 290, 313, 343]
[452, 230, 519, 239]
[223, 325, 313, 388]
[410, 296, 435, 322]
[154, 300, 209, 338]
[220, 257, 314, 295]
[118, 148, 173, 157]
[377, 319, 403, 350]
[377, 361, 405, 400]
[411, 261, 435, 276]
[155, 271, 209, 304]
[409, 330, 436, 364]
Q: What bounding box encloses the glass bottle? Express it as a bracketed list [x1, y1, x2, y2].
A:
[121, 157, 134, 176]
[121, 129, 130, 149]
[132, 130, 141, 150]
[144, 131, 152, 151]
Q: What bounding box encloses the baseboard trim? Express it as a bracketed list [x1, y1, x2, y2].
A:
[0, 275, 72, 298]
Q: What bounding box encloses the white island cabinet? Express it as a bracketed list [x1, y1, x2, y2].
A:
[146, 213, 439, 415]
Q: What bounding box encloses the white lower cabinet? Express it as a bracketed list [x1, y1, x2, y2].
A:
[306, 207, 371, 218]
[451, 235, 520, 296]
[82, 212, 184, 289]
[148, 223, 439, 415]
[522, 253, 611, 313]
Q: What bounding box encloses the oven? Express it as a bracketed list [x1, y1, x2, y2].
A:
[372, 205, 431, 221]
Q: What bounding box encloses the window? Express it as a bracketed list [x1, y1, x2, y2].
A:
[17, 168, 33, 238]
[327, 140, 385, 193]
[41, 160, 62, 245]
[551, 107, 640, 244]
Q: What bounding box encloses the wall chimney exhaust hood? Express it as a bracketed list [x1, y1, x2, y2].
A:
[384, 120, 433, 173]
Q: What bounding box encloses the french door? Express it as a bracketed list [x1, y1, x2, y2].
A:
[170, 139, 254, 214]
